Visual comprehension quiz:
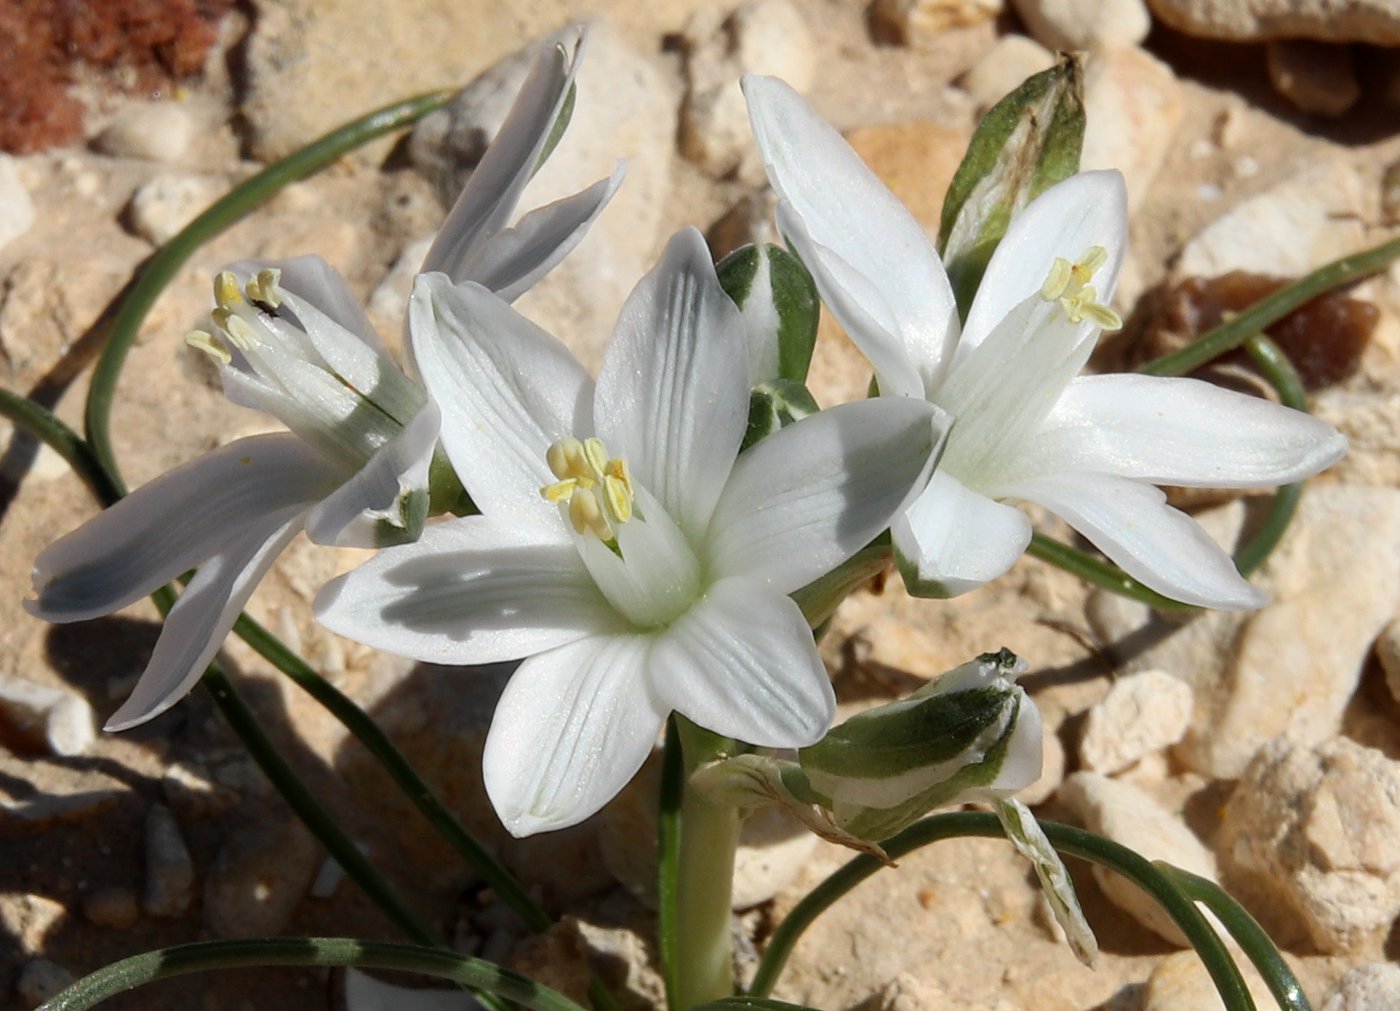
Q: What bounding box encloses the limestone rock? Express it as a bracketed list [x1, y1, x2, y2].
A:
[1009, 0, 1150, 51]
[0, 155, 35, 252]
[203, 818, 319, 937]
[143, 803, 195, 918]
[124, 173, 218, 246]
[161, 760, 239, 820]
[1079, 670, 1194, 775]
[733, 806, 821, 909]
[679, 0, 816, 180]
[1081, 46, 1184, 213]
[870, 0, 1003, 48]
[0, 674, 95, 757]
[1220, 737, 1400, 953]
[1376, 617, 1400, 705]
[1266, 40, 1360, 118]
[1141, 948, 1277, 1011]
[1019, 710, 1065, 806]
[844, 120, 971, 233]
[1178, 486, 1400, 778]
[957, 35, 1055, 111]
[1321, 963, 1400, 1011]
[1173, 159, 1366, 279]
[83, 886, 141, 929]
[1147, 0, 1400, 44]
[16, 958, 74, 1008]
[1058, 772, 1216, 944]
[1, 893, 66, 955]
[94, 101, 195, 163]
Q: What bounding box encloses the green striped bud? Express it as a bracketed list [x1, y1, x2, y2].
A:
[716, 243, 820, 387]
[799, 648, 1042, 842]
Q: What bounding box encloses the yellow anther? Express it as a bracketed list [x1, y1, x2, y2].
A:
[214, 271, 243, 309]
[1039, 246, 1120, 332]
[185, 330, 231, 365]
[540, 435, 636, 541]
[214, 310, 259, 351]
[247, 267, 284, 309]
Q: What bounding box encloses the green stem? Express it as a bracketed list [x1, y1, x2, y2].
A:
[658, 716, 686, 1011]
[1139, 235, 1400, 379]
[1025, 533, 1198, 612]
[39, 937, 587, 1011]
[749, 812, 1260, 1011]
[0, 390, 122, 507]
[1158, 865, 1312, 1011]
[1232, 335, 1305, 578]
[672, 718, 741, 1010]
[83, 88, 455, 487]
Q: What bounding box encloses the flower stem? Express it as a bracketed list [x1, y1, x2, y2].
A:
[1139, 234, 1400, 379]
[83, 87, 456, 488]
[749, 811, 1263, 1011]
[38, 937, 588, 1011]
[1232, 335, 1304, 578]
[670, 717, 741, 1009]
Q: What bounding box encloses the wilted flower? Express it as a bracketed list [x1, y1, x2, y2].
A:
[27, 34, 619, 730]
[315, 227, 947, 836]
[744, 75, 1347, 608]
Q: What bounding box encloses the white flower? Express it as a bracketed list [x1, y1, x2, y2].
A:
[314, 227, 947, 836]
[26, 36, 619, 731]
[744, 75, 1347, 608]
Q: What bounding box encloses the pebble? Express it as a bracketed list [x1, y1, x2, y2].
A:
[1320, 963, 1400, 1010]
[732, 806, 820, 909]
[0, 155, 35, 252]
[0, 674, 96, 757]
[203, 818, 318, 937]
[1220, 736, 1400, 953]
[143, 803, 195, 917]
[341, 968, 477, 1008]
[957, 35, 1055, 111]
[869, 0, 1002, 48]
[124, 173, 218, 246]
[161, 761, 239, 820]
[1009, 0, 1150, 51]
[1376, 617, 1400, 705]
[1, 893, 67, 954]
[1146, 0, 1400, 44]
[679, 0, 816, 180]
[1057, 772, 1216, 945]
[83, 885, 141, 929]
[16, 958, 74, 1008]
[1081, 46, 1184, 213]
[1266, 39, 1360, 118]
[1079, 670, 1194, 775]
[1140, 948, 1277, 1011]
[93, 101, 195, 163]
[1174, 159, 1365, 280]
[1178, 486, 1400, 778]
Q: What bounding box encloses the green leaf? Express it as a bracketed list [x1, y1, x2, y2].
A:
[939, 54, 1086, 319]
[716, 243, 820, 384]
[740, 379, 820, 451]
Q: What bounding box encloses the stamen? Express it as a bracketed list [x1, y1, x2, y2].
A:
[213, 309, 259, 351]
[539, 434, 636, 541]
[185, 330, 231, 365]
[214, 271, 243, 310]
[246, 267, 284, 310]
[1038, 246, 1121, 332]
[1039, 258, 1072, 301]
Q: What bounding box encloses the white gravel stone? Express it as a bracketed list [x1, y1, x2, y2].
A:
[1141, 948, 1277, 1011]
[0, 674, 96, 757]
[143, 803, 195, 918]
[1220, 737, 1400, 954]
[1266, 39, 1360, 118]
[1321, 963, 1400, 1011]
[94, 101, 195, 163]
[203, 819, 319, 936]
[958, 35, 1055, 111]
[679, 0, 816, 180]
[1081, 46, 1183, 213]
[871, 0, 1003, 47]
[1147, 0, 1400, 43]
[124, 173, 218, 246]
[1010, 0, 1150, 50]
[732, 806, 821, 909]
[1376, 617, 1400, 706]
[0, 155, 36, 253]
[1058, 772, 1216, 945]
[1080, 670, 1194, 775]
[17, 958, 74, 1008]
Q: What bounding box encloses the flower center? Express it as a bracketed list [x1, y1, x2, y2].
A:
[1038, 246, 1122, 331]
[186, 268, 287, 362]
[540, 436, 635, 543]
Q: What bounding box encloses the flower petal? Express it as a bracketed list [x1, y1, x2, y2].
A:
[594, 228, 749, 544]
[315, 516, 618, 665]
[960, 170, 1127, 353]
[705, 397, 947, 595]
[1025, 374, 1348, 487]
[304, 400, 441, 548]
[1002, 470, 1268, 609]
[892, 470, 1032, 598]
[28, 435, 337, 622]
[468, 167, 625, 302]
[409, 272, 593, 528]
[483, 634, 665, 836]
[649, 576, 834, 748]
[105, 508, 308, 730]
[231, 254, 385, 353]
[743, 74, 957, 396]
[422, 33, 580, 281]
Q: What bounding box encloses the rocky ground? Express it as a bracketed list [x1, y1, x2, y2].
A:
[2, 1, 1400, 1009]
